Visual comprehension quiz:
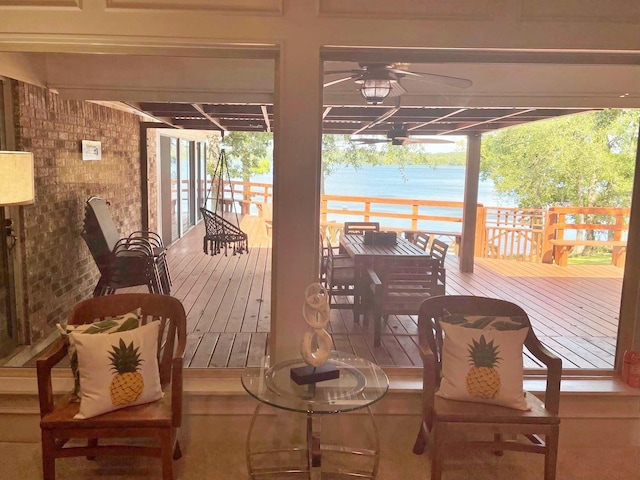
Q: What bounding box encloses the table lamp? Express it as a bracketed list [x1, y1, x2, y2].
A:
[0, 151, 35, 240]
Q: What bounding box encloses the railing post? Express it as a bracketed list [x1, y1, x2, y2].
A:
[612, 212, 626, 267]
[320, 196, 328, 224]
[541, 208, 556, 264]
[411, 203, 419, 231]
[364, 200, 371, 222]
[475, 205, 486, 257]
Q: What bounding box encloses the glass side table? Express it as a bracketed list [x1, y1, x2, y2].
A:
[241, 351, 390, 480]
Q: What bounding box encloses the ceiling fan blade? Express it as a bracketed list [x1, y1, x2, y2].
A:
[324, 69, 361, 76]
[406, 72, 473, 89]
[396, 137, 454, 144]
[387, 68, 422, 78]
[351, 137, 389, 144]
[387, 82, 407, 98]
[323, 75, 359, 88]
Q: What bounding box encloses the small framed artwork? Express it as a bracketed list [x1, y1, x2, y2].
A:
[82, 140, 102, 161]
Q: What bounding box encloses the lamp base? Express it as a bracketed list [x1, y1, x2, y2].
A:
[290, 364, 340, 385]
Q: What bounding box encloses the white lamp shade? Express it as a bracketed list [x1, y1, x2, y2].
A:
[0, 151, 35, 206]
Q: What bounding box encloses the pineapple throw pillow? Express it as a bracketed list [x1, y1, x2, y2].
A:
[436, 314, 530, 411]
[56, 309, 141, 401]
[69, 320, 163, 419]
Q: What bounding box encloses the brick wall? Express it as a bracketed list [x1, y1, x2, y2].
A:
[147, 128, 158, 233]
[13, 81, 143, 343]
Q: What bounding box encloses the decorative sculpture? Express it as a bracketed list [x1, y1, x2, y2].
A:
[290, 283, 340, 385]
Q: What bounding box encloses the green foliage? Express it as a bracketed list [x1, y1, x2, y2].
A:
[208, 132, 272, 180]
[480, 109, 639, 208]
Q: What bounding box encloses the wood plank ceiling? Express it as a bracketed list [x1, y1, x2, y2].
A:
[132, 101, 598, 136]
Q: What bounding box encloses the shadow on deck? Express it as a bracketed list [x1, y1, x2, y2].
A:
[12, 215, 622, 370]
[164, 217, 622, 370]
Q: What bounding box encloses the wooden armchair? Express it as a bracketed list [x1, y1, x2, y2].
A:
[37, 293, 187, 480]
[367, 257, 442, 346]
[343, 221, 380, 235]
[412, 295, 562, 480]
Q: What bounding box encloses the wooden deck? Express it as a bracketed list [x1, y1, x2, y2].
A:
[145, 216, 623, 370]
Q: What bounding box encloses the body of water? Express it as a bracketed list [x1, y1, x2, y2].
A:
[250, 164, 512, 232]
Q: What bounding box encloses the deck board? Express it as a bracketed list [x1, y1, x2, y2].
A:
[130, 217, 624, 370]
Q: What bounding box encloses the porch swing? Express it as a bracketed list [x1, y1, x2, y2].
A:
[200, 147, 249, 256]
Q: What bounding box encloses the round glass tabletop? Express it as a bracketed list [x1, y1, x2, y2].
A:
[241, 351, 389, 414]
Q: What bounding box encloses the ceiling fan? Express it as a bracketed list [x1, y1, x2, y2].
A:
[351, 124, 454, 146]
[324, 63, 473, 104]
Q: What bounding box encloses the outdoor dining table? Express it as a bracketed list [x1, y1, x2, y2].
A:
[338, 233, 434, 323]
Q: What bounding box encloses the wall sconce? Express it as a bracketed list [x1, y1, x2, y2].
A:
[0, 151, 35, 247]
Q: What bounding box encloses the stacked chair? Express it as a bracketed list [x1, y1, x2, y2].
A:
[82, 196, 171, 296]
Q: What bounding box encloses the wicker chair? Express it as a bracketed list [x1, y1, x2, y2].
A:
[200, 207, 248, 256]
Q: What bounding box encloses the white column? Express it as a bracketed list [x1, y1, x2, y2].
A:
[270, 39, 323, 362]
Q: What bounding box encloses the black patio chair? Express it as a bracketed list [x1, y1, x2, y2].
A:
[82, 196, 171, 296]
[200, 207, 249, 256]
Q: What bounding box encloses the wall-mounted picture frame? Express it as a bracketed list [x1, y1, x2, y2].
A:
[82, 140, 102, 161]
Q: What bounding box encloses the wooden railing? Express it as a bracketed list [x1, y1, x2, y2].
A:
[189, 180, 629, 265]
[542, 206, 630, 266]
[477, 207, 546, 262]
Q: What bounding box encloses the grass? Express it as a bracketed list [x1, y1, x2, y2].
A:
[568, 252, 613, 265]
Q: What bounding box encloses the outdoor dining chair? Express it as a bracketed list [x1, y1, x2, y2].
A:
[366, 256, 442, 345]
[430, 238, 449, 267]
[325, 237, 357, 310]
[410, 232, 431, 251]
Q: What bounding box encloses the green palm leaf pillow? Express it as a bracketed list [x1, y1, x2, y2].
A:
[56, 308, 141, 401]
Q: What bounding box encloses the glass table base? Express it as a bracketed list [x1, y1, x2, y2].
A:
[246, 403, 381, 480]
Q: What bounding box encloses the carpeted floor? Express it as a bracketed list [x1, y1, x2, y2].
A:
[2, 415, 638, 479]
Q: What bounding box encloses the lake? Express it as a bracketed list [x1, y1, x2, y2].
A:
[251, 164, 513, 231]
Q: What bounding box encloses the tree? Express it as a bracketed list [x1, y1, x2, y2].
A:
[480, 109, 639, 209]
[218, 131, 272, 181]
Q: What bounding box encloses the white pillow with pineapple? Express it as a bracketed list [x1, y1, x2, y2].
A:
[436, 314, 530, 411]
[56, 309, 141, 401]
[69, 320, 163, 419]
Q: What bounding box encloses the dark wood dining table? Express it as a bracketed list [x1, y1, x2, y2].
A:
[339, 233, 433, 322]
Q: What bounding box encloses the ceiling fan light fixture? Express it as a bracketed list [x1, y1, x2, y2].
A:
[359, 78, 393, 105]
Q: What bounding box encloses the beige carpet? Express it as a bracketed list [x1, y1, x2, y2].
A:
[2, 415, 638, 479]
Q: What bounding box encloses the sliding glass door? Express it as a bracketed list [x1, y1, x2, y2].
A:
[160, 134, 209, 245]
